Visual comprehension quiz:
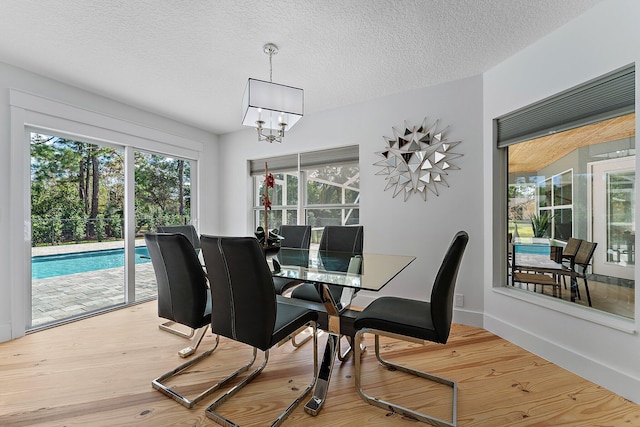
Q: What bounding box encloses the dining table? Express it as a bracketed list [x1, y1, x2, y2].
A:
[271, 247, 415, 416]
[512, 251, 578, 301]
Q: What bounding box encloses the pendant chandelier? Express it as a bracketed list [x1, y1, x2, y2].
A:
[241, 43, 304, 143]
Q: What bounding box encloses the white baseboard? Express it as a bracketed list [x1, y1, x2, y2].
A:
[485, 313, 640, 404]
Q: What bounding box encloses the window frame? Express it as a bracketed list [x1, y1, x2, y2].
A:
[250, 146, 360, 232]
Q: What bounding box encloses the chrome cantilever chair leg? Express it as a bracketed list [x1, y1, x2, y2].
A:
[151, 334, 251, 409]
[354, 330, 457, 427]
[205, 322, 318, 427]
[159, 320, 195, 338]
[177, 324, 209, 358]
[290, 325, 313, 347]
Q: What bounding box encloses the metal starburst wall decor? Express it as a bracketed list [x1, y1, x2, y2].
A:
[374, 118, 462, 201]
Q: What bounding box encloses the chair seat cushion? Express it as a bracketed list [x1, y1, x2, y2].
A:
[514, 272, 559, 286]
[273, 276, 302, 295]
[290, 283, 344, 303]
[354, 296, 440, 342]
[270, 301, 318, 347]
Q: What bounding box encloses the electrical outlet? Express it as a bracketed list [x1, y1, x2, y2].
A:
[455, 293, 464, 307]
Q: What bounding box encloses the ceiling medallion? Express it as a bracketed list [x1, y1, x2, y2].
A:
[374, 118, 462, 201]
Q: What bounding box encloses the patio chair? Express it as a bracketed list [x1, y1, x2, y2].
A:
[563, 240, 597, 307]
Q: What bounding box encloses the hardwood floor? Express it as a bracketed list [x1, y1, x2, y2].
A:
[1, 301, 639, 426]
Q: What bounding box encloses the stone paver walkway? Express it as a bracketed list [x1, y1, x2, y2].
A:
[31, 240, 157, 327]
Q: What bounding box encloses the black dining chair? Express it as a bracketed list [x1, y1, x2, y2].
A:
[146, 232, 221, 409]
[273, 225, 311, 295]
[200, 235, 318, 426]
[290, 225, 364, 302]
[155, 224, 203, 338]
[353, 230, 468, 427]
[157, 224, 201, 255]
[288, 225, 363, 352]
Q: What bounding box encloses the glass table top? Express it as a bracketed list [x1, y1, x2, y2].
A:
[271, 248, 415, 292]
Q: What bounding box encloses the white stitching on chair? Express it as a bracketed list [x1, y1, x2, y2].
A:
[217, 238, 236, 340]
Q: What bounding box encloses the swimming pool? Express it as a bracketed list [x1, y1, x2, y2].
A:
[514, 243, 551, 256]
[32, 246, 151, 279]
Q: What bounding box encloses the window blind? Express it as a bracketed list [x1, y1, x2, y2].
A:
[250, 145, 360, 175]
[496, 65, 635, 148]
[299, 145, 359, 169]
[249, 154, 298, 175]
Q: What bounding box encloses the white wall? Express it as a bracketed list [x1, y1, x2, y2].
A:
[483, 0, 640, 403]
[217, 75, 484, 326]
[0, 61, 217, 342]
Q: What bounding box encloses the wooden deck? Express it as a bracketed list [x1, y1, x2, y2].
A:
[1, 301, 638, 426]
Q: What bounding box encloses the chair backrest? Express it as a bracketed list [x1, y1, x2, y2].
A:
[200, 235, 277, 351]
[144, 232, 208, 328]
[574, 240, 597, 270]
[157, 225, 201, 252]
[430, 231, 469, 344]
[563, 237, 582, 258]
[278, 225, 311, 249]
[319, 225, 364, 253]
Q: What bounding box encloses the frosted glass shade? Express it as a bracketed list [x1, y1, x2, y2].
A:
[242, 78, 304, 130]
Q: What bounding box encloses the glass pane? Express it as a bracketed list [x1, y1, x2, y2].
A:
[306, 164, 359, 205]
[30, 133, 125, 328]
[255, 172, 298, 206]
[254, 209, 284, 232]
[508, 182, 536, 237]
[606, 170, 635, 266]
[507, 112, 635, 319]
[538, 178, 551, 208]
[306, 208, 360, 227]
[135, 152, 192, 301]
[553, 208, 572, 241]
[554, 171, 572, 206]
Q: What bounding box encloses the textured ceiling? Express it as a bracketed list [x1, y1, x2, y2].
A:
[0, 0, 602, 135]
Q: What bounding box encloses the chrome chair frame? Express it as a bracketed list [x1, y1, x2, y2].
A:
[354, 331, 457, 427]
[351, 230, 468, 427]
[204, 323, 318, 426]
[201, 235, 319, 426]
[151, 336, 222, 409]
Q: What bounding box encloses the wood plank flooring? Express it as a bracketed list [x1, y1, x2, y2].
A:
[1, 301, 639, 426]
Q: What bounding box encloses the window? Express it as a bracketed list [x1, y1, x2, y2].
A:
[251, 146, 359, 241]
[29, 134, 196, 329]
[499, 65, 635, 320]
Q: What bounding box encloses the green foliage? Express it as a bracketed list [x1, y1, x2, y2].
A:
[96, 214, 105, 242]
[529, 212, 555, 238]
[30, 134, 191, 246]
[71, 214, 86, 243]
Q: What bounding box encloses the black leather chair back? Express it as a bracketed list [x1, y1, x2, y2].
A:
[430, 231, 469, 343]
[200, 235, 277, 351]
[157, 225, 201, 253]
[278, 225, 311, 249]
[319, 225, 364, 253]
[145, 232, 209, 329]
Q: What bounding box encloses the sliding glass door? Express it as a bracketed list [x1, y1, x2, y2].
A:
[30, 133, 126, 327]
[134, 151, 193, 300]
[29, 134, 196, 329]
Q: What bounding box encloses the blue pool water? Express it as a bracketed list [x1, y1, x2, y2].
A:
[514, 244, 550, 255]
[32, 246, 151, 279]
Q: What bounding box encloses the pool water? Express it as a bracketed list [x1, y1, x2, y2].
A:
[514, 244, 551, 256]
[32, 246, 151, 279]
